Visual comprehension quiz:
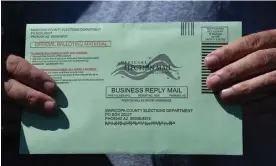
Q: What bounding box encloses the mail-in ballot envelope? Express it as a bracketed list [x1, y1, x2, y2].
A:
[20, 22, 242, 155]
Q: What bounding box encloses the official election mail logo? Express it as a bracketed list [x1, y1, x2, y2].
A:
[111, 54, 181, 80]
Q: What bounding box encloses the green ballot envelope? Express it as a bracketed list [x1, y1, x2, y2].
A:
[20, 22, 243, 155]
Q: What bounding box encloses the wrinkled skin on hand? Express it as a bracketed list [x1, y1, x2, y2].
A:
[205, 29, 276, 102]
[3, 55, 57, 112]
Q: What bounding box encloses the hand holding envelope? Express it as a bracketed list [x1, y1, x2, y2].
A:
[1, 23, 275, 154]
[3, 55, 57, 112]
[2, 25, 57, 113]
[205, 29, 276, 101]
[2, 27, 275, 113]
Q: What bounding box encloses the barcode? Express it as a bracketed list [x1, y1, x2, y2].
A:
[181, 22, 194, 36]
[201, 43, 227, 94]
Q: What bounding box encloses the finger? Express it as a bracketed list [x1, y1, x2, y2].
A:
[6, 55, 56, 94]
[219, 70, 276, 101]
[205, 29, 276, 69]
[207, 48, 276, 90]
[4, 79, 57, 112]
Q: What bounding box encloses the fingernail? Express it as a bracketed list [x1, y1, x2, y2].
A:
[44, 81, 56, 92]
[205, 54, 218, 67]
[207, 75, 220, 89]
[44, 101, 57, 112]
[220, 88, 234, 99]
